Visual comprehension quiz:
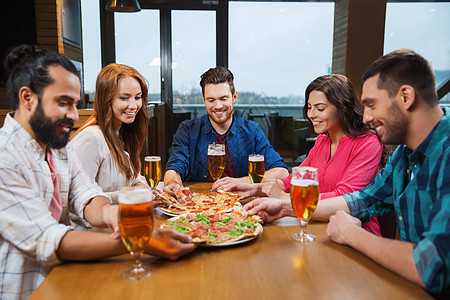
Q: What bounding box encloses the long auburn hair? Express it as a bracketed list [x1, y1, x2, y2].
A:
[72, 63, 149, 180]
[303, 74, 375, 138]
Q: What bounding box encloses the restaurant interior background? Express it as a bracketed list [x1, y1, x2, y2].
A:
[1, 0, 449, 171]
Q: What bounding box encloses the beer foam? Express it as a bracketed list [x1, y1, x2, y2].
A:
[208, 148, 225, 155]
[249, 155, 264, 162]
[145, 156, 161, 162]
[118, 187, 153, 204]
[290, 178, 319, 187]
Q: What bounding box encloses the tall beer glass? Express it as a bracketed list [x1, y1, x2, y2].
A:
[248, 154, 265, 183]
[207, 143, 225, 181]
[144, 156, 162, 188]
[290, 167, 319, 242]
[118, 187, 154, 279]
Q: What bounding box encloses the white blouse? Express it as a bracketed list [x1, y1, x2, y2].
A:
[71, 125, 147, 203]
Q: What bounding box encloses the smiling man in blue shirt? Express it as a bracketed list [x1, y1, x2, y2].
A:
[245, 49, 449, 296]
[163, 67, 288, 193]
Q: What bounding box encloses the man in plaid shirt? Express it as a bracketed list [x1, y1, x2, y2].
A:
[0, 45, 196, 299]
[245, 49, 449, 296]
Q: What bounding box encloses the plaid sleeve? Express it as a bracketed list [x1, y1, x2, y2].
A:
[413, 146, 450, 294]
[0, 152, 70, 265]
[344, 160, 396, 225]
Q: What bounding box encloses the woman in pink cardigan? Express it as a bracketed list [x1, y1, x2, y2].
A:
[279, 74, 383, 235]
[216, 74, 383, 236]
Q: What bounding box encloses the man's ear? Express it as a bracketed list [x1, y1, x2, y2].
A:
[18, 86, 37, 111]
[232, 91, 238, 103]
[396, 84, 415, 111]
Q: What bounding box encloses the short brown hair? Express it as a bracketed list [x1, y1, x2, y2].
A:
[200, 66, 235, 96]
[362, 49, 438, 105]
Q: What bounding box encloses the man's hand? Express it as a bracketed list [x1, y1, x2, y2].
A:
[163, 181, 182, 195]
[100, 203, 120, 238]
[163, 170, 183, 196]
[146, 229, 198, 260]
[212, 177, 259, 198]
[244, 198, 296, 223]
[326, 210, 362, 244]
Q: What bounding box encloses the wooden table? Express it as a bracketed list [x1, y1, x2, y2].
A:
[29, 183, 432, 300]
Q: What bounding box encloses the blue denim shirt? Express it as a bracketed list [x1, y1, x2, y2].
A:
[165, 114, 287, 182]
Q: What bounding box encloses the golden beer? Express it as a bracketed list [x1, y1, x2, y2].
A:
[248, 154, 265, 183]
[207, 144, 225, 181]
[118, 187, 153, 279]
[144, 156, 162, 188]
[290, 181, 319, 221]
[119, 201, 154, 253]
[290, 167, 319, 242]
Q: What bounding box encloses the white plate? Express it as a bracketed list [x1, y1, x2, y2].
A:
[157, 207, 180, 217]
[200, 224, 263, 247]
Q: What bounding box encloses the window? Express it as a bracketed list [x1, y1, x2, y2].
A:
[172, 10, 216, 117]
[115, 10, 161, 102]
[384, 2, 450, 104]
[229, 1, 334, 162]
[80, 0, 101, 104]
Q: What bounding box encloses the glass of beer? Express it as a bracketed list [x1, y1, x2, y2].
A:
[118, 187, 154, 279]
[144, 156, 162, 188]
[248, 154, 265, 183]
[207, 143, 225, 181]
[290, 166, 319, 242]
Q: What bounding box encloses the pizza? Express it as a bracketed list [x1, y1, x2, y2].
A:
[160, 206, 263, 245]
[155, 187, 242, 215]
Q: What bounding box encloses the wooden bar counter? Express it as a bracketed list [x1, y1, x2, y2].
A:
[29, 183, 431, 300]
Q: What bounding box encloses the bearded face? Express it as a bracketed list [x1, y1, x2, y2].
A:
[29, 101, 74, 149]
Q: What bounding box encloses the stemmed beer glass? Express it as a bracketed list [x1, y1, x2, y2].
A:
[290, 167, 319, 242]
[207, 143, 225, 181]
[248, 154, 265, 183]
[118, 187, 154, 279]
[144, 156, 162, 188]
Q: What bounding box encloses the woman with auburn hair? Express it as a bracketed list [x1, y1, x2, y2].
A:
[71, 63, 149, 203]
[219, 74, 384, 236]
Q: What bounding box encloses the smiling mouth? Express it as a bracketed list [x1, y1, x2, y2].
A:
[213, 110, 225, 116]
[371, 122, 383, 133]
[124, 112, 136, 117]
[58, 124, 72, 133]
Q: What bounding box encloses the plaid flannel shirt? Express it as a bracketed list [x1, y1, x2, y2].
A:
[343, 115, 450, 295]
[0, 114, 106, 299]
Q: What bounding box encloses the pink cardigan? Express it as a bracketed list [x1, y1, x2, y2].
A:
[281, 133, 383, 236]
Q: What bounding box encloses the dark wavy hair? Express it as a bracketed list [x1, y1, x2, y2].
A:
[303, 74, 375, 138]
[200, 66, 235, 96]
[4, 44, 79, 110]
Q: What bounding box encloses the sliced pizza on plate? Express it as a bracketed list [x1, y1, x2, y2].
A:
[160, 206, 263, 246]
[155, 187, 242, 216]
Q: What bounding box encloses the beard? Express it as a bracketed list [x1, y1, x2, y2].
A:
[208, 108, 233, 125]
[29, 102, 74, 149]
[380, 100, 409, 145]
